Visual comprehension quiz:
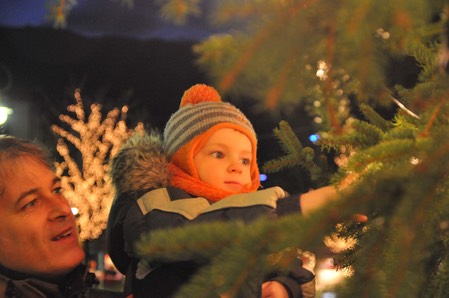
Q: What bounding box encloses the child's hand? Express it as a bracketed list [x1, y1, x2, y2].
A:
[261, 281, 289, 298]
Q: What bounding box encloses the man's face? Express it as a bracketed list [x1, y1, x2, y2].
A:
[194, 128, 253, 193]
[0, 156, 85, 277]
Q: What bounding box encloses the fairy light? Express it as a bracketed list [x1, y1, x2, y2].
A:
[317, 227, 357, 292]
[324, 234, 357, 253]
[314, 116, 323, 124]
[316, 60, 329, 80]
[376, 28, 390, 40]
[71, 207, 79, 216]
[52, 90, 144, 240]
[410, 157, 420, 165]
[316, 257, 352, 292]
[309, 134, 320, 143]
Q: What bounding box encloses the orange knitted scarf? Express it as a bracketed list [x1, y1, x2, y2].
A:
[169, 163, 255, 202]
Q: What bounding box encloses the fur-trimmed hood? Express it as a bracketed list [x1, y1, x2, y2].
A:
[110, 130, 170, 196]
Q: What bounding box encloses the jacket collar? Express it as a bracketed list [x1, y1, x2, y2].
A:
[0, 263, 96, 297]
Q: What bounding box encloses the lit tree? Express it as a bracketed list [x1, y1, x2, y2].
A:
[52, 89, 143, 241]
[135, 1, 449, 297]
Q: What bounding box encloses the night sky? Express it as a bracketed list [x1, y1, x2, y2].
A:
[0, 0, 48, 27]
[0, 0, 219, 40]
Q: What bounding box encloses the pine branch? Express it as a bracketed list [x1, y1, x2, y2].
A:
[137, 208, 346, 297]
[218, 1, 307, 92]
[318, 119, 385, 152]
[261, 121, 327, 182]
[262, 154, 304, 173]
[359, 103, 392, 132]
[273, 120, 303, 155]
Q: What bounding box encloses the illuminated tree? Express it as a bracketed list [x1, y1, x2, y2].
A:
[136, 1, 449, 297]
[52, 89, 143, 241]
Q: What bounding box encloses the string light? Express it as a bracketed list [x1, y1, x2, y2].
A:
[376, 28, 390, 40]
[410, 157, 420, 165]
[52, 90, 143, 240]
[309, 134, 320, 143]
[316, 60, 329, 80]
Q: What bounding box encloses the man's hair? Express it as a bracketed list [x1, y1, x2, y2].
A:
[0, 135, 52, 166]
[0, 135, 53, 195]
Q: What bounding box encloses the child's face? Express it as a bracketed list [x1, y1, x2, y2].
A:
[194, 128, 253, 192]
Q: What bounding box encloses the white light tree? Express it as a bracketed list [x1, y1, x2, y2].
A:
[52, 89, 143, 241]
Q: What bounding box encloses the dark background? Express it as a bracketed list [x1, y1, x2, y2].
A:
[0, 25, 317, 194]
[0, 25, 319, 279]
[0, 1, 420, 193]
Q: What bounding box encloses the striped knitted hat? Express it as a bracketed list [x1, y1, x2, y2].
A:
[163, 84, 260, 194]
[164, 84, 256, 157]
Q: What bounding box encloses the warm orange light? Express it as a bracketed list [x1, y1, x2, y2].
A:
[52, 92, 143, 240]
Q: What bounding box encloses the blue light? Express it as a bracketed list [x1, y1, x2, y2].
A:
[260, 174, 267, 182]
[322, 292, 337, 298]
[309, 134, 320, 143]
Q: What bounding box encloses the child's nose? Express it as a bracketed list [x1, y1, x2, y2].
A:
[228, 161, 243, 173]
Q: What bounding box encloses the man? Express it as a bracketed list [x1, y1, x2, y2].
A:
[0, 135, 121, 297]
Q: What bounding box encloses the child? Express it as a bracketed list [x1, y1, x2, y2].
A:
[107, 84, 340, 297]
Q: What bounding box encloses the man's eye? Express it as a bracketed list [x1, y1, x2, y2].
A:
[53, 187, 63, 194]
[22, 199, 38, 211]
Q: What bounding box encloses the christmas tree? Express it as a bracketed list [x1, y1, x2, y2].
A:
[47, 0, 449, 296]
[133, 1, 449, 297]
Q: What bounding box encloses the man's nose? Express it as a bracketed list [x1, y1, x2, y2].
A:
[48, 195, 72, 221]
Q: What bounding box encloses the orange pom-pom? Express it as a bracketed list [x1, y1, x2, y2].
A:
[180, 84, 222, 107]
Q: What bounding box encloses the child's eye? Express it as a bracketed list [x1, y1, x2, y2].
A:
[241, 158, 251, 166]
[53, 187, 63, 195]
[211, 151, 224, 159]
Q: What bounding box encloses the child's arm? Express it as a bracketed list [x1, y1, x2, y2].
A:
[261, 281, 289, 298]
[299, 184, 367, 222]
[299, 185, 340, 216]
